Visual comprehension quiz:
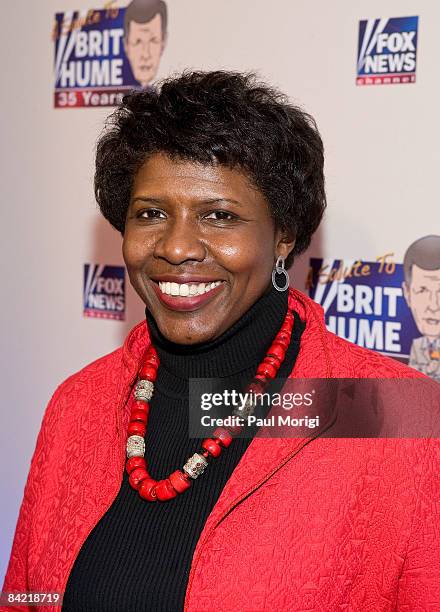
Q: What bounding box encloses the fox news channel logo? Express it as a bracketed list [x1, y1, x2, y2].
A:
[356, 16, 418, 86]
[83, 264, 125, 320]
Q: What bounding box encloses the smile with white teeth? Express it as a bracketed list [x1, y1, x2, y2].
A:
[157, 280, 223, 297]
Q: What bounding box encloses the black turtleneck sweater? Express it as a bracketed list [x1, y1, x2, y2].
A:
[62, 284, 305, 612]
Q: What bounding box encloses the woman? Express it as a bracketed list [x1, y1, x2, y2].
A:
[2, 71, 438, 612]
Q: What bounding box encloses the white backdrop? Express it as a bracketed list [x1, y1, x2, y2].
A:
[1, 0, 439, 583]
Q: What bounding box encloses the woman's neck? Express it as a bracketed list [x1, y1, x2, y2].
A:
[145, 284, 290, 388]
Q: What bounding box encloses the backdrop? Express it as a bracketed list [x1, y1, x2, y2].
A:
[1, 0, 439, 582]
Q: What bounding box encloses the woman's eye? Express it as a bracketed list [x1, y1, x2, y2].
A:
[204, 211, 237, 221]
[138, 209, 166, 219]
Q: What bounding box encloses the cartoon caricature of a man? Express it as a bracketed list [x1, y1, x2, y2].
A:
[123, 0, 167, 88]
[402, 235, 440, 382]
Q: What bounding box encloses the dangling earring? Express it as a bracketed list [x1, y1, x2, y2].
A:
[272, 256, 290, 292]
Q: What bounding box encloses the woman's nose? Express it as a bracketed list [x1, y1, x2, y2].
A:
[153, 218, 206, 264]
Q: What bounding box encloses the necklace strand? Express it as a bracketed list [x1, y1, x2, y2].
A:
[126, 306, 295, 501]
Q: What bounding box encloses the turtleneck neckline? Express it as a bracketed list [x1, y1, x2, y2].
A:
[144, 283, 299, 395]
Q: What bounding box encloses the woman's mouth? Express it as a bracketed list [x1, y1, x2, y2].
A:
[150, 279, 225, 311]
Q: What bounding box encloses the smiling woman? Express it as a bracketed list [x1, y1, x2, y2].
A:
[3, 71, 439, 612]
[124, 153, 295, 343]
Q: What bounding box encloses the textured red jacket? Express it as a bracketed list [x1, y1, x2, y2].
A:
[2, 288, 439, 612]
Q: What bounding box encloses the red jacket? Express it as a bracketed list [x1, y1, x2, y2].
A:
[2, 288, 439, 612]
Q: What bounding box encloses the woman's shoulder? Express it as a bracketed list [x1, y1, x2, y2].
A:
[38, 347, 125, 439]
[50, 346, 123, 405]
[56, 319, 147, 394]
[325, 329, 427, 379]
[44, 320, 147, 427]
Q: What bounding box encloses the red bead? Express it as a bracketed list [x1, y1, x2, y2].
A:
[140, 355, 159, 372]
[139, 359, 158, 376]
[202, 438, 222, 457]
[126, 456, 146, 474]
[202, 450, 210, 458]
[275, 335, 290, 350]
[254, 374, 269, 384]
[133, 400, 150, 413]
[169, 470, 191, 493]
[130, 408, 148, 423]
[277, 331, 290, 340]
[128, 421, 146, 436]
[155, 478, 178, 501]
[213, 427, 233, 447]
[139, 365, 157, 382]
[139, 478, 158, 501]
[129, 467, 149, 490]
[267, 343, 286, 361]
[146, 346, 158, 360]
[263, 355, 281, 368]
[256, 363, 277, 378]
[142, 353, 158, 364]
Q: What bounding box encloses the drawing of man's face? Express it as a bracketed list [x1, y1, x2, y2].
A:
[124, 13, 165, 87]
[403, 264, 440, 338]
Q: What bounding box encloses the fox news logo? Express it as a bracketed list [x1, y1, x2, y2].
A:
[83, 264, 125, 320]
[357, 16, 418, 86]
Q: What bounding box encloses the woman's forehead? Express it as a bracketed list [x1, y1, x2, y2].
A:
[132, 153, 260, 203]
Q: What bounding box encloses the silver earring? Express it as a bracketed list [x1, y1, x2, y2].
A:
[272, 256, 289, 291]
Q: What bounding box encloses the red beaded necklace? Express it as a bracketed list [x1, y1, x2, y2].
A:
[126, 305, 295, 502]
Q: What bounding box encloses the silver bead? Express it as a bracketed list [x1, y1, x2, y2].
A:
[183, 453, 208, 479]
[233, 397, 255, 419]
[134, 379, 154, 402]
[126, 435, 145, 458]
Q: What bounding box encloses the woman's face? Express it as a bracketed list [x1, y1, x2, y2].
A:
[123, 152, 295, 344]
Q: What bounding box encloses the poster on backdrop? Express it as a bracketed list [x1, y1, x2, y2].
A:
[307, 236, 440, 382]
[356, 15, 418, 86]
[83, 264, 126, 320]
[53, 0, 168, 108]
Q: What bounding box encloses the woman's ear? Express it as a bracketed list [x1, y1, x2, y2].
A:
[275, 229, 296, 263]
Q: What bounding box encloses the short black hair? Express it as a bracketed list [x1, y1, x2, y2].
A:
[123, 0, 167, 39]
[403, 235, 440, 284]
[95, 70, 326, 268]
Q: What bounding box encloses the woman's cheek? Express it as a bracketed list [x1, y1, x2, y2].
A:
[124, 234, 148, 269]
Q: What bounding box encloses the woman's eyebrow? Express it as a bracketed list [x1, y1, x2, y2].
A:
[200, 197, 243, 207]
[131, 196, 244, 207]
[131, 196, 163, 204]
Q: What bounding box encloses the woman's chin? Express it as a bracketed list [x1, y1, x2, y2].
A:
[156, 321, 222, 345]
